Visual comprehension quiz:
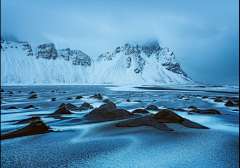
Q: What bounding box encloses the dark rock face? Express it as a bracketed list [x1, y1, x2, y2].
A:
[146, 105, 158, 111]
[6, 106, 18, 109]
[141, 40, 161, 57]
[79, 102, 94, 111]
[36, 43, 58, 60]
[225, 100, 235, 107]
[28, 94, 37, 99]
[1, 119, 53, 140]
[22, 42, 33, 56]
[59, 49, 92, 67]
[84, 102, 134, 121]
[52, 105, 73, 115]
[132, 109, 150, 114]
[162, 62, 183, 75]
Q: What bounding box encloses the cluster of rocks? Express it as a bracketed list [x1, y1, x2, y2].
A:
[90, 93, 103, 100]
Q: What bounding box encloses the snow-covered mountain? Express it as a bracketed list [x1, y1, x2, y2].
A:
[1, 38, 193, 85]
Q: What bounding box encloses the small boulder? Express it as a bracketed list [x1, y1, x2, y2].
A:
[132, 109, 150, 114]
[6, 106, 18, 109]
[9, 91, 14, 94]
[146, 105, 158, 111]
[134, 100, 142, 103]
[52, 105, 72, 115]
[66, 97, 72, 100]
[126, 99, 131, 102]
[28, 94, 37, 99]
[202, 96, 208, 99]
[225, 100, 235, 107]
[79, 102, 94, 110]
[90, 93, 103, 100]
[29, 91, 35, 94]
[75, 96, 83, 99]
[23, 105, 36, 109]
[51, 98, 56, 101]
[0, 89, 5, 92]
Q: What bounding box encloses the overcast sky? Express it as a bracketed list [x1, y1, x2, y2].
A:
[1, 0, 239, 85]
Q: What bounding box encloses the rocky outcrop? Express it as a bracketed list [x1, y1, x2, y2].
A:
[36, 43, 58, 60]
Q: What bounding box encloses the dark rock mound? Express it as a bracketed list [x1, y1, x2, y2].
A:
[188, 106, 199, 112]
[28, 94, 37, 99]
[29, 91, 35, 94]
[14, 116, 41, 125]
[90, 93, 103, 100]
[66, 103, 78, 111]
[197, 109, 221, 114]
[9, 91, 14, 94]
[0, 89, 5, 92]
[23, 105, 36, 109]
[52, 91, 54, 92]
[117, 109, 208, 131]
[18, 91, 22, 93]
[225, 100, 235, 106]
[233, 99, 239, 103]
[1, 119, 53, 140]
[6, 106, 18, 109]
[79, 102, 94, 111]
[52, 98, 56, 101]
[214, 98, 223, 102]
[75, 96, 83, 99]
[84, 101, 134, 121]
[126, 99, 131, 102]
[132, 109, 150, 114]
[52, 105, 73, 115]
[66, 97, 72, 100]
[146, 105, 158, 111]
[152, 109, 184, 123]
[202, 96, 208, 99]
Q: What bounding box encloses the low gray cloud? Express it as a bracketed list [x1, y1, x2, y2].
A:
[1, 0, 239, 85]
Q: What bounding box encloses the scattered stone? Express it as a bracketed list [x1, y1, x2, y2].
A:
[52, 98, 56, 101]
[79, 102, 94, 111]
[9, 91, 14, 94]
[90, 93, 103, 100]
[132, 109, 150, 114]
[188, 106, 199, 112]
[75, 96, 83, 99]
[28, 94, 37, 99]
[29, 91, 35, 94]
[63, 92, 66, 93]
[66, 97, 72, 100]
[134, 100, 142, 103]
[225, 100, 235, 107]
[198, 109, 221, 115]
[52, 104, 73, 115]
[52, 91, 54, 92]
[23, 105, 36, 109]
[188, 112, 194, 115]
[18, 91, 22, 93]
[0, 89, 5, 92]
[185, 99, 190, 100]
[84, 101, 134, 121]
[6, 106, 18, 109]
[233, 99, 239, 103]
[146, 105, 158, 111]
[126, 99, 131, 102]
[1, 119, 53, 140]
[202, 96, 208, 99]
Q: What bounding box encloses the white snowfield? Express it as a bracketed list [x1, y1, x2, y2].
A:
[1, 39, 193, 85]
